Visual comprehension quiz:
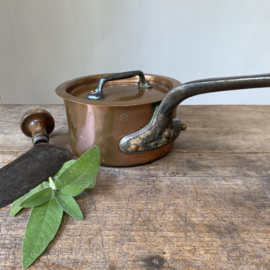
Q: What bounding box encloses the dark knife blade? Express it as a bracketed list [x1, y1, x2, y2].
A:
[0, 143, 71, 208]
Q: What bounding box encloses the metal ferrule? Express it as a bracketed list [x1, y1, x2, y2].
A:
[33, 134, 49, 144]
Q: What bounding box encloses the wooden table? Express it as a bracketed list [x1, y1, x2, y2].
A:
[1, 105, 270, 270]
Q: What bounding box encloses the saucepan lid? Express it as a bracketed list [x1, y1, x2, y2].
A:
[56, 70, 181, 106]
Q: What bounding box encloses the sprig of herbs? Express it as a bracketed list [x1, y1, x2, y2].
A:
[11, 146, 100, 269]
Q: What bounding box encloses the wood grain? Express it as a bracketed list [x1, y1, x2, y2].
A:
[1, 105, 270, 270]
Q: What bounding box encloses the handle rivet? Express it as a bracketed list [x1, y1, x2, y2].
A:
[181, 124, 187, 131]
[130, 144, 139, 152]
[163, 130, 171, 140]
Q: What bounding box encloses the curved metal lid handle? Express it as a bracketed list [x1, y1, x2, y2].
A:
[87, 70, 152, 100]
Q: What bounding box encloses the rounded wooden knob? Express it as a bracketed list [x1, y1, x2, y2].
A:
[20, 109, 55, 143]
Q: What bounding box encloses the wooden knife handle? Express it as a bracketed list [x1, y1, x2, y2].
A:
[20, 109, 55, 144]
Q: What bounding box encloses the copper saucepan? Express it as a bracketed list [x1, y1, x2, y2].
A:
[56, 70, 270, 166]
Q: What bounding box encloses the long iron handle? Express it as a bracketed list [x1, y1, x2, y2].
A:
[160, 73, 270, 115]
[119, 73, 270, 154]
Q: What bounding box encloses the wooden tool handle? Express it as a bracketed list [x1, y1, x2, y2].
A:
[20, 109, 55, 144]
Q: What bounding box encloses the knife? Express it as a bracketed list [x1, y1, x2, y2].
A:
[0, 109, 72, 209]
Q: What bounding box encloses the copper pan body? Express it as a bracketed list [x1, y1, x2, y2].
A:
[56, 73, 181, 166]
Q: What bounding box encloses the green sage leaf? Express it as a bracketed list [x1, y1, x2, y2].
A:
[55, 146, 100, 196]
[11, 181, 49, 217]
[86, 177, 96, 189]
[53, 159, 76, 178]
[20, 187, 53, 208]
[55, 191, 83, 220]
[60, 175, 96, 196]
[22, 198, 63, 269]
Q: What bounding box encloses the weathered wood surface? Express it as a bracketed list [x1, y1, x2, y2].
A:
[1, 105, 270, 270]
